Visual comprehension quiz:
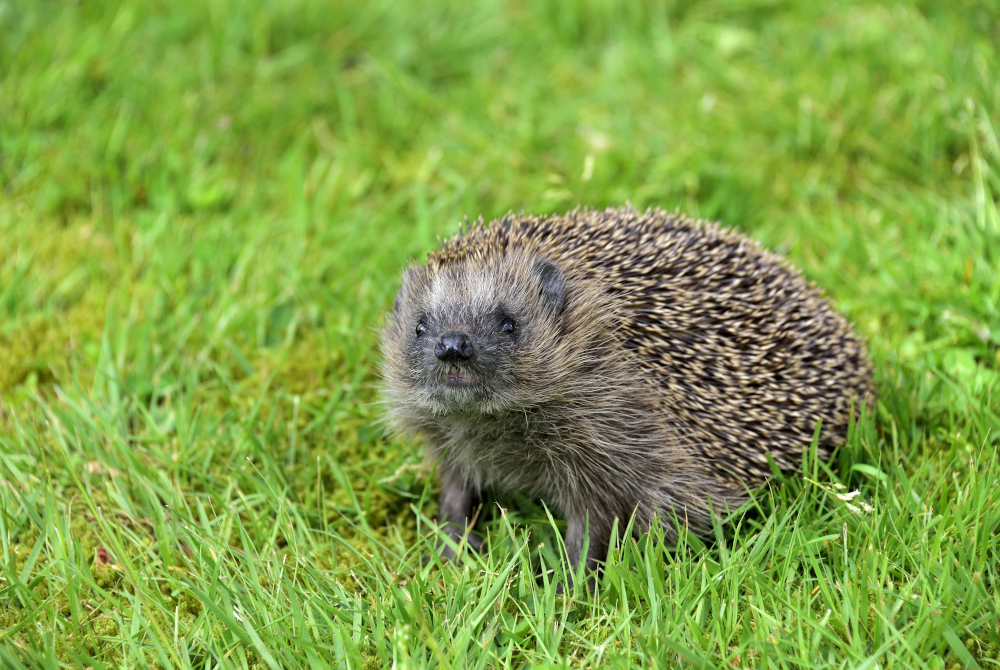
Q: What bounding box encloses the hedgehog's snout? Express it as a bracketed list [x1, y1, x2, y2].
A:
[435, 331, 475, 363]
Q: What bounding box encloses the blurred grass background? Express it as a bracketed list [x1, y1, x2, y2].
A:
[1, 0, 999, 667]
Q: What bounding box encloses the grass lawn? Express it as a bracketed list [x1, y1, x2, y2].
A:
[2, 0, 999, 667]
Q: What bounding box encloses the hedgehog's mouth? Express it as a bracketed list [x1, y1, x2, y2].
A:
[443, 363, 475, 387]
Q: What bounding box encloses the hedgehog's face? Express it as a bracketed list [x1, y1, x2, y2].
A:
[385, 253, 566, 415]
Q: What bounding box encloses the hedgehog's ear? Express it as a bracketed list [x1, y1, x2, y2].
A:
[533, 260, 565, 315]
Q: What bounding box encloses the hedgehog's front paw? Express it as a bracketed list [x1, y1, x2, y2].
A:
[463, 530, 485, 554]
[430, 524, 483, 563]
[437, 533, 483, 561]
[555, 574, 597, 596]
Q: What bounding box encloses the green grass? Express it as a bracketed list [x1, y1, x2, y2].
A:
[1, 0, 999, 666]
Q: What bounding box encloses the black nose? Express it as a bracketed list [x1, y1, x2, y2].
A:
[435, 332, 474, 362]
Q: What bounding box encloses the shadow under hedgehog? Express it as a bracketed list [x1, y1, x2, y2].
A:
[380, 206, 873, 590]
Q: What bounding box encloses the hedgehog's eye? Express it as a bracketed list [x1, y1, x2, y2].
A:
[415, 321, 427, 337]
[500, 317, 515, 334]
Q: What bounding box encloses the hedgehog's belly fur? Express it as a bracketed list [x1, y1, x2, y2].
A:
[427, 414, 590, 506]
[422, 406, 725, 540]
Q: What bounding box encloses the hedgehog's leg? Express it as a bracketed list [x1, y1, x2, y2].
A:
[559, 510, 607, 594]
[436, 467, 483, 560]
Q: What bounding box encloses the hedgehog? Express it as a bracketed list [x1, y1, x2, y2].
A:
[381, 206, 872, 589]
